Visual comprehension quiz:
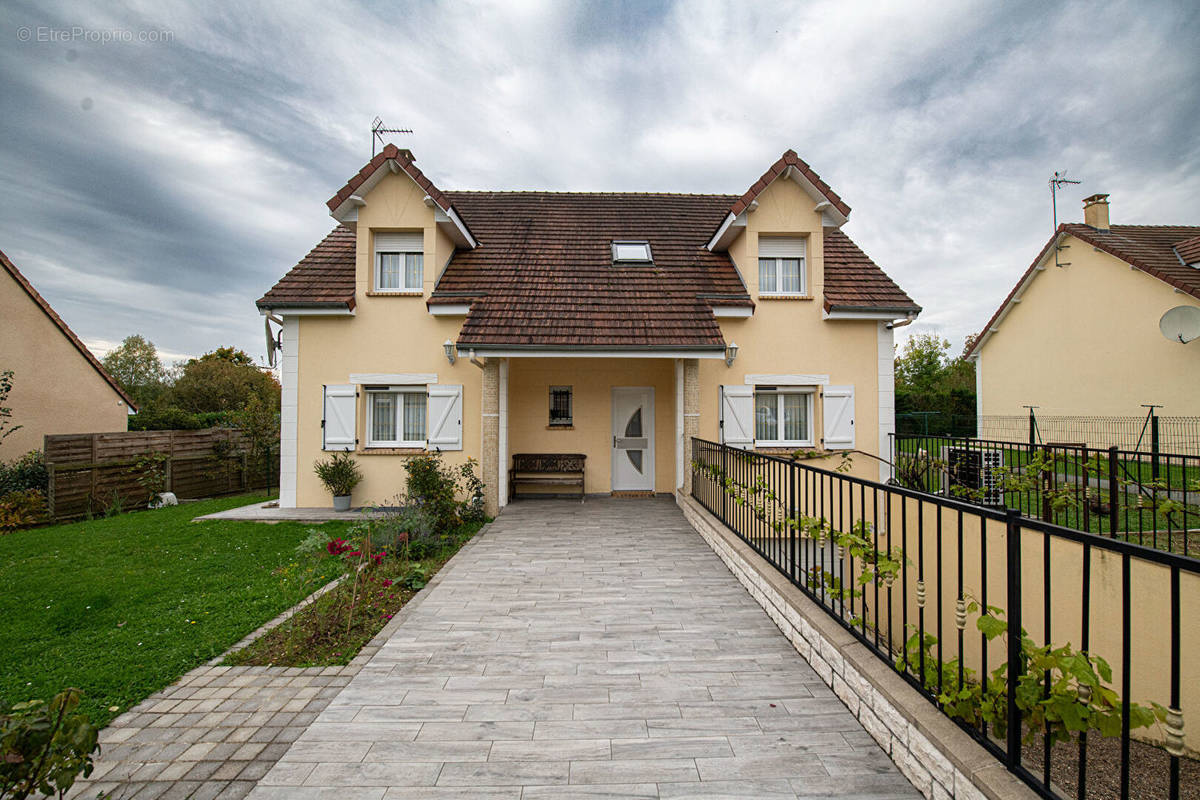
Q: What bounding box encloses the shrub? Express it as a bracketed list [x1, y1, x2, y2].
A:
[457, 457, 486, 523]
[0, 490, 47, 532]
[0, 451, 47, 496]
[314, 452, 363, 497]
[0, 688, 100, 800]
[128, 407, 235, 431]
[370, 504, 437, 556]
[404, 453, 459, 533]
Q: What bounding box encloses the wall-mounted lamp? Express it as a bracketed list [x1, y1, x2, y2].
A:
[724, 341, 739, 367]
[443, 339, 456, 365]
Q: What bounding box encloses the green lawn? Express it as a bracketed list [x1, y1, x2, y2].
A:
[0, 493, 354, 728]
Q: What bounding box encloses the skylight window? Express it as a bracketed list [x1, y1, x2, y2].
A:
[612, 240, 653, 263]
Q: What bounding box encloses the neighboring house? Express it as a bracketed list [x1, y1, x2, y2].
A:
[257, 146, 920, 513]
[0, 249, 135, 457]
[967, 195, 1200, 432]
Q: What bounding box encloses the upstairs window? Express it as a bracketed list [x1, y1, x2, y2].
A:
[758, 236, 806, 295]
[549, 386, 573, 426]
[375, 231, 424, 292]
[612, 240, 653, 263]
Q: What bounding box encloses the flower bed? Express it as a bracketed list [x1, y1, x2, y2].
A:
[224, 517, 484, 667]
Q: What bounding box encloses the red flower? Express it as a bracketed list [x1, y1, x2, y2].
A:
[382, 579, 393, 588]
[326, 539, 352, 555]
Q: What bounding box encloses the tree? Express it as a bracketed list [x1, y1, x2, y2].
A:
[895, 334, 952, 395]
[170, 348, 279, 414]
[0, 369, 20, 443]
[101, 335, 167, 409]
[894, 333, 978, 436]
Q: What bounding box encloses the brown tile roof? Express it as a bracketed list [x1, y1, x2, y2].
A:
[257, 226, 357, 310]
[822, 228, 921, 313]
[967, 223, 1200, 358]
[728, 150, 852, 219]
[0, 248, 136, 409]
[436, 192, 748, 349]
[259, 151, 921, 345]
[326, 144, 451, 213]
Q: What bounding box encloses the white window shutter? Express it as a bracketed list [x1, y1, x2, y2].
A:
[427, 384, 463, 451]
[720, 385, 754, 449]
[322, 384, 357, 451]
[823, 385, 855, 449]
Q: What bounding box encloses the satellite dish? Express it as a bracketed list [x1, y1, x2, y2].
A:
[264, 318, 282, 367]
[1159, 305, 1200, 344]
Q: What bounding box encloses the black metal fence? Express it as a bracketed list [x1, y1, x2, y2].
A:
[691, 437, 1196, 800]
[890, 433, 1200, 557]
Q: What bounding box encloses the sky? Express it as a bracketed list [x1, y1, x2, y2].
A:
[1, 0, 1198, 366]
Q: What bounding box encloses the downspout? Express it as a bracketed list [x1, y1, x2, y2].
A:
[469, 349, 487, 369]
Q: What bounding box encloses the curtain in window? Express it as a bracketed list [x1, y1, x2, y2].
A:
[402, 392, 426, 441]
[780, 258, 802, 293]
[758, 258, 776, 294]
[405, 253, 423, 289]
[372, 393, 396, 441]
[783, 393, 807, 441]
[378, 254, 401, 289]
[755, 393, 777, 441]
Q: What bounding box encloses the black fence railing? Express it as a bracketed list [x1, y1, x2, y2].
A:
[890, 433, 1200, 557]
[690, 437, 1197, 800]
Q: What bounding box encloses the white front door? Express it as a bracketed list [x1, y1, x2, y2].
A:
[612, 387, 655, 492]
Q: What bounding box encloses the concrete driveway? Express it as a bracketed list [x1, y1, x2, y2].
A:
[248, 497, 919, 800]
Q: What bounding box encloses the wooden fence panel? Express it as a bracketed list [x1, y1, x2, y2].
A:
[44, 429, 277, 520]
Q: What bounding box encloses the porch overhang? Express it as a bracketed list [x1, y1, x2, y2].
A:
[455, 344, 727, 359]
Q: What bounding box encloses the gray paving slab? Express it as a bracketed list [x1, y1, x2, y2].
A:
[245, 498, 919, 799]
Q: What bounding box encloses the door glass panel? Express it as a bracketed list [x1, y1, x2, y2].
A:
[625, 408, 643, 438]
[627, 450, 643, 473]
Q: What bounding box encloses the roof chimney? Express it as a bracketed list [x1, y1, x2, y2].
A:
[1083, 193, 1110, 231]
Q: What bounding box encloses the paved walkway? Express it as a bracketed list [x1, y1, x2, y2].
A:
[248, 498, 918, 799]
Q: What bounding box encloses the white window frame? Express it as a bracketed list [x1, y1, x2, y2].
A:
[754, 387, 815, 447]
[612, 240, 653, 263]
[365, 386, 427, 448]
[757, 236, 807, 296]
[374, 232, 424, 292]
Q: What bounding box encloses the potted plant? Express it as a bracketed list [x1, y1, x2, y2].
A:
[313, 452, 363, 511]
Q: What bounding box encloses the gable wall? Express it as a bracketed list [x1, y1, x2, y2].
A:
[701, 176, 887, 479]
[293, 171, 481, 507]
[977, 235, 1200, 418]
[0, 267, 129, 458]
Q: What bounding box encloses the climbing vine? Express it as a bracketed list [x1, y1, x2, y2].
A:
[692, 452, 1173, 750]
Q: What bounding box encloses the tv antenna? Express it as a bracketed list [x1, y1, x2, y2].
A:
[372, 117, 412, 157]
[1049, 171, 1081, 268]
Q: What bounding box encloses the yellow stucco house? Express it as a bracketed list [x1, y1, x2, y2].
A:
[257, 146, 920, 514]
[967, 194, 1200, 437]
[0, 250, 134, 458]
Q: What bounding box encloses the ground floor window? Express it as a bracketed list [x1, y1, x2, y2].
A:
[754, 388, 813, 446]
[549, 386, 573, 426]
[367, 388, 426, 447]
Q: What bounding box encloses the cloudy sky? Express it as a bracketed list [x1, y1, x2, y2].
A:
[2, 0, 1198, 365]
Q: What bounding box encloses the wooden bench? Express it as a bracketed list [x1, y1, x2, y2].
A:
[509, 453, 586, 502]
